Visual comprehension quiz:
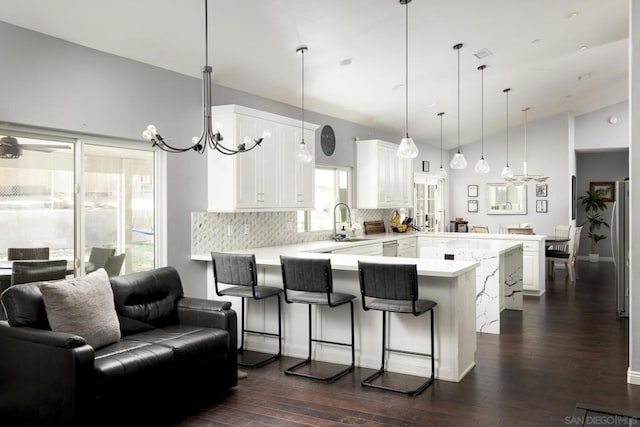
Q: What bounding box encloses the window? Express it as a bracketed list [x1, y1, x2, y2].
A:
[298, 167, 351, 232]
[0, 129, 162, 276]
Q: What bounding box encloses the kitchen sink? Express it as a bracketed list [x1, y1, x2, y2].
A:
[334, 237, 373, 242]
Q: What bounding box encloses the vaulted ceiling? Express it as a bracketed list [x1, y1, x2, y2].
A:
[0, 0, 629, 147]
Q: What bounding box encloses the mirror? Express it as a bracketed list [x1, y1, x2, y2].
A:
[487, 182, 527, 215]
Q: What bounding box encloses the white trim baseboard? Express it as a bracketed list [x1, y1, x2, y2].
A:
[576, 256, 614, 262]
[627, 368, 640, 385]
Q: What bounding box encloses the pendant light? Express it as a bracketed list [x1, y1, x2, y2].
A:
[450, 43, 467, 169]
[396, 0, 419, 159]
[437, 112, 447, 178]
[474, 65, 490, 174]
[501, 88, 514, 180]
[296, 46, 313, 163]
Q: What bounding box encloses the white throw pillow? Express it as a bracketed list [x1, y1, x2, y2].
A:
[41, 268, 121, 349]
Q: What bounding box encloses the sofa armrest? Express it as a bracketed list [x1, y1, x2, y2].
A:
[0, 320, 88, 348]
[0, 322, 95, 425]
[176, 297, 237, 388]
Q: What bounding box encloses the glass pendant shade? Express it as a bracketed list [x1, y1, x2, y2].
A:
[397, 136, 419, 158]
[397, 0, 418, 159]
[296, 141, 313, 162]
[450, 151, 467, 169]
[501, 164, 514, 180]
[474, 157, 490, 174]
[438, 165, 448, 179]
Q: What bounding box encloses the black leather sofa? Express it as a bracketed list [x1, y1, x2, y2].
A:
[0, 266, 237, 426]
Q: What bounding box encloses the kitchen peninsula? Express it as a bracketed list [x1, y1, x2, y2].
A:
[193, 237, 479, 382]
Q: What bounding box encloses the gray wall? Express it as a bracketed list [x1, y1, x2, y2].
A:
[446, 113, 573, 236]
[575, 152, 629, 258]
[0, 20, 412, 298]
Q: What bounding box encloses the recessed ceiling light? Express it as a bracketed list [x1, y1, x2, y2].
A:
[578, 45, 588, 51]
[531, 39, 541, 44]
[339, 58, 352, 66]
[562, 11, 579, 21]
[473, 48, 493, 60]
[577, 72, 591, 81]
[427, 102, 438, 108]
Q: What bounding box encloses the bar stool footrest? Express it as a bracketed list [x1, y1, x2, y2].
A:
[285, 359, 354, 383]
[237, 349, 280, 368]
[361, 369, 434, 396]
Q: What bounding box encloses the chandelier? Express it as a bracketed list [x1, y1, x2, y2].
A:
[505, 107, 548, 182]
[142, 0, 268, 154]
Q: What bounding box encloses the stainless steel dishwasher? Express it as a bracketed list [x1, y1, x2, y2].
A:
[382, 240, 398, 257]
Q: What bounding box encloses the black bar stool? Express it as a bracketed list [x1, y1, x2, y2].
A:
[357, 261, 437, 396]
[280, 256, 355, 383]
[211, 252, 282, 368]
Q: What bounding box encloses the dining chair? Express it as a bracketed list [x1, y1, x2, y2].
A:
[7, 247, 50, 261]
[551, 225, 572, 252]
[86, 247, 116, 273]
[10, 260, 67, 286]
[546, 226, 583, 283]
[104, 253, 126, 277]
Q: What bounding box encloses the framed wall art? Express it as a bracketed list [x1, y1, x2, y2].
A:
[468, 199, 479, 213]
[536, 199, 548, 213]
[468, 185, 478, 198]
[535, 183, 547, 197]
[589, 181, 615, 202]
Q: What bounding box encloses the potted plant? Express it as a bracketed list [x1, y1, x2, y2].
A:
[578, 190, 610, 262]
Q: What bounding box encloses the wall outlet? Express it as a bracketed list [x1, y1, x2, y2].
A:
[444, 253, 455, 260]
[227, 225, 232, 236]
[244, 224, 249, 235]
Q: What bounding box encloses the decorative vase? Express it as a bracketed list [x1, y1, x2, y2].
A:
[588, 253, 600, 263]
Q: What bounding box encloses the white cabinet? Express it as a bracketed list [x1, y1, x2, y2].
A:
[356, 140, 413, 209]
[207, 105, 318, 212]
[331, 242, 384, 256]
[398, 237, 417, 258]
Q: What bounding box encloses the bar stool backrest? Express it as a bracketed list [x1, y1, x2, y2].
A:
[358, 261, 418, 301]
[280, 256, 332, 294]
[211, 252, 257, 287]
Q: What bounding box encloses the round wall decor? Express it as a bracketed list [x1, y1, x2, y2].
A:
[320, 125, 336, 156]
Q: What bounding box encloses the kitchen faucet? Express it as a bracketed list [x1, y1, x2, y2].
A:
[333, 202, 352, 241]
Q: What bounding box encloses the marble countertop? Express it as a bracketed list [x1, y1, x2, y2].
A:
[429, 238, 523, 254]
[192, 233, 479, 278]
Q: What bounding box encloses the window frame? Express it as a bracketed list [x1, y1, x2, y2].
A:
[298, 165, 352, 234]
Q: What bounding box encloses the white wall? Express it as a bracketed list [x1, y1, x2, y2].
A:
[628, 0, 640, 385]
[446, 113, 571, 236]
[575, 101, 629, 151]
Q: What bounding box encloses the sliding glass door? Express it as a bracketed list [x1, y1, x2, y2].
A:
[0, 130, 161, 277]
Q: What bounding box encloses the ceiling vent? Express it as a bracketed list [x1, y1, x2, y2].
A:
[473, 48, 493, 60]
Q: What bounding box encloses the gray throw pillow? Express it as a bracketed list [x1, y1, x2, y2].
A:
[41, 268, 121, 349]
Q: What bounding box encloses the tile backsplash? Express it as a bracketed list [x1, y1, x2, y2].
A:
[191, 209, 394, 254]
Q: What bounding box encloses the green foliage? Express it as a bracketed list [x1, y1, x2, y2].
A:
[578, 190, 610, 253]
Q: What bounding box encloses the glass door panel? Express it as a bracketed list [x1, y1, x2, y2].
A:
[0, 135, 75, 267]
[84, 144, 154, 275]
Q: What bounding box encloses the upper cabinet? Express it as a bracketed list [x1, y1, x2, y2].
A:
[207, 105, 318, 212]
[356, 139, 413, 209]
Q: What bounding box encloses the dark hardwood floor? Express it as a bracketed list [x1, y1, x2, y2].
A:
[174, 262, 639, 426]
